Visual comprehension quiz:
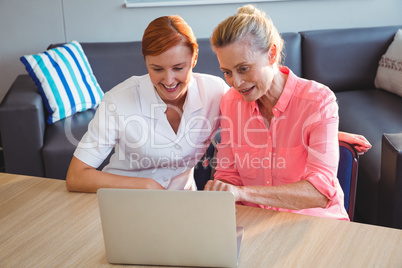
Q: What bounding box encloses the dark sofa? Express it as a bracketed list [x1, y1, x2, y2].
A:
[1, 25, 401, 228]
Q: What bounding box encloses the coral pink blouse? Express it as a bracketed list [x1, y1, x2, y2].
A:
[214, 67, 349, 221]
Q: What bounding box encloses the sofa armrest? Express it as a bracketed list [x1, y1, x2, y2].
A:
[0, 75, 46, 177]
[378, 133, 402, 229]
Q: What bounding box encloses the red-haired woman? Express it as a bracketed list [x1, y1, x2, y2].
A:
[66, 16, 229, 192]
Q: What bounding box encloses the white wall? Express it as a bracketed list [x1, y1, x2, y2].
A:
[0, 0, 401, 102]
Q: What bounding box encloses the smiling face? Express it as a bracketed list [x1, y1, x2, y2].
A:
[215, 41, 274, 102]
[145, 44, 196, 106]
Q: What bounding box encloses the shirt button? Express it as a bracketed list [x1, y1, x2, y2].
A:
[175, 144, 181, 150]
[274, 108, 277, 112]
[202, 159, 210, 167]
[163, 177, 169, 182]
[267, 206, 272, 209]
[266, 181, 270, 184]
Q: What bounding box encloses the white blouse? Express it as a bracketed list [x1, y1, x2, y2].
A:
[74, 73, 228, 190]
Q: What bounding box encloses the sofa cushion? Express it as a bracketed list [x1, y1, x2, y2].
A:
[42, 109, 112, 179]
[375, 29, 402, 97]
[79, 42, 147, 92]
[194, 34, 302, 79]
[21, 41, 104, 124]
[79, 35, 301, 92]
[281, 32, 302, 77]
[42, 109, 96, 179]
[193, 39, 225, 79]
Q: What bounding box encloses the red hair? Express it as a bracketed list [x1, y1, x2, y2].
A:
[142, 15, 198, 57]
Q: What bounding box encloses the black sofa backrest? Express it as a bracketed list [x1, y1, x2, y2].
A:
[80, 42, 146, 92]
[193, 38, 225, 79]
[301, 25, 402, 93]
[79, 32, 303, 94]
[281, 32, 302, 77]
[196, 33, 303, 78]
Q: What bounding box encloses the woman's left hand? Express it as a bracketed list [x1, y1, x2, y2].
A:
[338, 131, 372, 155]
[204, 179, 241, 201]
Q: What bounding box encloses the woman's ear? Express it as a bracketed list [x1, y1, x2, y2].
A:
[269, 44, 277, 65]
[192, 50, 199, 68]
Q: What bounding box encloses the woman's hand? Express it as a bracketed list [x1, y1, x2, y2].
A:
[66, 156, 166, 193]
[204, 179, 328, 210]
[338, 131, 372, 155]
[204, 179, 241, 201]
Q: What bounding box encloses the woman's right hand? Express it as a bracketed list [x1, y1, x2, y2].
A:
[204, 179, 241, 201]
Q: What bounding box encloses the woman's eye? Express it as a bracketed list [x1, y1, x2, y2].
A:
[239, 66, 249, 73]
[222, 71, 231, 76]
[174, 67, 184, 71]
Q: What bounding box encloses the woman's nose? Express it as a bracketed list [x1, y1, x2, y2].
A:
[163, 70, 176, 86]
[231, 74, 244, 89]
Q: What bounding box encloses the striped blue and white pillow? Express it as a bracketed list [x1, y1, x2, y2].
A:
[20, 41, 104, 124]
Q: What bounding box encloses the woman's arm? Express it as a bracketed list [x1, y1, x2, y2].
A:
[206, 87, 340, 211]
[66, 156, 165, 193]
[204, 179, 328, 210]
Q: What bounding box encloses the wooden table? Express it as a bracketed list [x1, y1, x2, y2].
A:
[0, 173, 401, 267]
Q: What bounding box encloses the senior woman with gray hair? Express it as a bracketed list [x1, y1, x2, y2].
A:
[204, 5, 371, 220]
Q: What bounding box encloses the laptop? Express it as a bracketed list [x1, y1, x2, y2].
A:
[97, 189, 243, 268]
